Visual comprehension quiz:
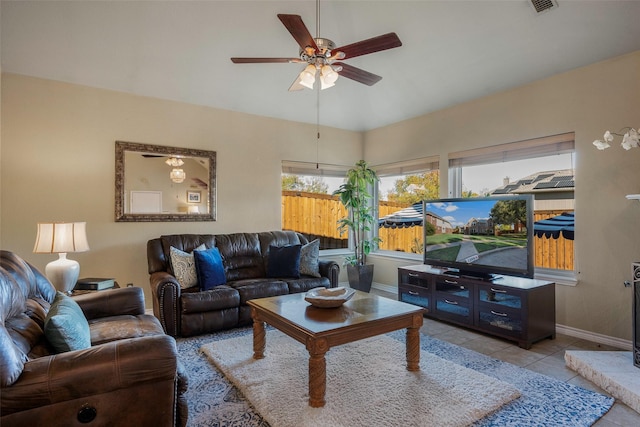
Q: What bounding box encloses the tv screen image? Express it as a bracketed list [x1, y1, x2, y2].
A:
[423, 195, 534, 279]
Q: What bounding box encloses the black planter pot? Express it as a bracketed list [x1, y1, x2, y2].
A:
[347, 264, 374, 293]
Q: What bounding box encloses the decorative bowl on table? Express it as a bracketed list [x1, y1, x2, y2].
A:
[304, 287, 356, 308]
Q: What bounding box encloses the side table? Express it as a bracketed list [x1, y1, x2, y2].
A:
[72, 281, 121, 296]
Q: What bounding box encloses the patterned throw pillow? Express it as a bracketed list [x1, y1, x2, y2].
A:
[170, 244, 207, 289]
[44, 291, 91, 353]
[299, 239, 321, 278]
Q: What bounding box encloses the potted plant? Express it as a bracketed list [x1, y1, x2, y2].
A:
[333, 160, 381, 292]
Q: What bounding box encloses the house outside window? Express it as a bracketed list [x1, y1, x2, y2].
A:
[375, 157, 440, 256]
[448, 132, 576, 279]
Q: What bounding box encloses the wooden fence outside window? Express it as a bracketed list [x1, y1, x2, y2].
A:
[282, 191, 574, 271]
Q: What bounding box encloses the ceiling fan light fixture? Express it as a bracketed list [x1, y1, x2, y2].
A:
[320, 76, 335, 90]
[231, 13, 401, 90]
[320, 65, 339, 90]
[299, 64, 317, 89]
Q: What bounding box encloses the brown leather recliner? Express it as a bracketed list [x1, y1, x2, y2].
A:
[0, 250, 188, 427]
[148, 230, 340, 337]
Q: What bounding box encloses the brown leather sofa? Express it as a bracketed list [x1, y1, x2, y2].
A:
[148, 230, 340, 337]
[0, 250, 188, 427]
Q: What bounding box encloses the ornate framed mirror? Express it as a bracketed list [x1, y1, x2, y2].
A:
[115, 141, 216, 222]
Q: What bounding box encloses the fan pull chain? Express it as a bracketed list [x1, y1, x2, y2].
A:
[316, 85, 320, 169]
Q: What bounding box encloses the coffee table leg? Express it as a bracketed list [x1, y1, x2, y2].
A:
[306, 337, 329, 407]
[406, 313, 423, 371]
[251, 307, 265, 359]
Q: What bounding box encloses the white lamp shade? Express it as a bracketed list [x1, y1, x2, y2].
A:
[33, 222, 89, 254]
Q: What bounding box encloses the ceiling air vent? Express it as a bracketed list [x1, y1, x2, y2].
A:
[529, 0, 558, 14]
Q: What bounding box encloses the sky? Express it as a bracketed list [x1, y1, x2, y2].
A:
[297, 152, 574, 198]
[426, 199, 500, 228]
[461, 153, 574, 194]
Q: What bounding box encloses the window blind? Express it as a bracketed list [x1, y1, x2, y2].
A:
[448, 132, 575, 168]
[374, 156, 440, 177]
[281, 161, 349, 178]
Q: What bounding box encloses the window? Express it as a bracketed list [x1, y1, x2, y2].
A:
[281, 161, 348, 250]
[375, 157, 440, 256]
[448, 132, 576, 278]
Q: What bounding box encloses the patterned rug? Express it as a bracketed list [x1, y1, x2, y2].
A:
[200, 330, 520, 427]
[177, 327, 614, 427]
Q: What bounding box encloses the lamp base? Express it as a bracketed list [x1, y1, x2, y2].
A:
[45, 253, 80, 295]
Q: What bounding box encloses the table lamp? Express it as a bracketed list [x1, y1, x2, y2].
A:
[33, 222, 90, 294]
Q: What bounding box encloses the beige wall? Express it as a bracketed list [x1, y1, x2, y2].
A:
[365, 50, 640, 342]
[0, 73, 362, 302]
[2, 50, 639, 342]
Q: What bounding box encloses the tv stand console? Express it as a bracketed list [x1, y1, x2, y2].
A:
[398, 264, 555, 349]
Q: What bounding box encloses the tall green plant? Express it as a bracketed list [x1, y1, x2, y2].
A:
[333, 160, 381, 266]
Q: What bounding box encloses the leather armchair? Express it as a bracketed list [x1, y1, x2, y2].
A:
[1, 250, 187, 427]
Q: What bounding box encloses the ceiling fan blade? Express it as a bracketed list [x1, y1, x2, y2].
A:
[231, 57, 301, 64]
[288, 75, 306, 92]
[277, 14, 319, 53]
[335, 63, 382, 86]
[334, 33, 402, 60]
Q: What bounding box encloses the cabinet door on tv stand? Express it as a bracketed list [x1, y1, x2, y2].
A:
[398, 269, 432, 312]
[476, 283, 525, 341]
[433, 276, 473, 325]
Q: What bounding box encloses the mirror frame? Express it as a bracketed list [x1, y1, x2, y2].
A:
[115, 140, 217, 222]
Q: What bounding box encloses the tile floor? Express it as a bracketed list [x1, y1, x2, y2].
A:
[371, 287, 640, 426]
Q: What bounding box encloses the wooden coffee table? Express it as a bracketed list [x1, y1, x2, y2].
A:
[247, 290, 425, 407]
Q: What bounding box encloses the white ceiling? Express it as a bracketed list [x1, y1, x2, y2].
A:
[2, 1, 640, 132]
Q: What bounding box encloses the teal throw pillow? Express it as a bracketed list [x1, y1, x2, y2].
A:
[299, 239, 321, 278]
[267, 244, 302, 278]
[44, 291, 91, 353]
[194, 247, 227, 291]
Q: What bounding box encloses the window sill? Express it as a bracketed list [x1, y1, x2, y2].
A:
[370, 252, 578, 286]
[369, 251, 422, 262]
[319, 248, 351, 257]
[534, 269, 578, 286]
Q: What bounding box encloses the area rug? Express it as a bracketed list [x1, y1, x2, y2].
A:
[200, 330, 520, 427]
[177, 326, 614, 426]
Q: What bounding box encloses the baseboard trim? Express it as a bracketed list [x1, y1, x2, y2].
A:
[338, 282, 397, 294]
[556, 324, 632, 351]
[372, 282, 397, 294]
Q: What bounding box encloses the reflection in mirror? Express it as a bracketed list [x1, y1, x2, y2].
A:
[115, 141, 216, 222]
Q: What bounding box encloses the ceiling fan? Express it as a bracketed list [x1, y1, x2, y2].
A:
[230, 11, 402, 91]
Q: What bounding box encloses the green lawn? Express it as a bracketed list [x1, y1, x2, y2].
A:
[426, 245, 460, 261]
[427, 233, 527, 260]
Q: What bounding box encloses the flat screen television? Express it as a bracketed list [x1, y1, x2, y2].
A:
[422, 195, 534, 279]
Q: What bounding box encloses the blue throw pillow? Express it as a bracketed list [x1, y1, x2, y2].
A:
[44, 291, 91, 353]
[194, 247, 227, 291]
[267, 244, 302, 278]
